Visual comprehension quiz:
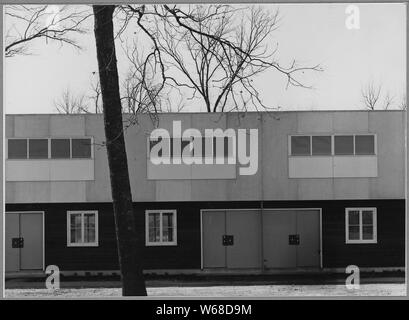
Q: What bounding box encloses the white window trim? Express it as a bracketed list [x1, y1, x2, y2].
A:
[67, 210, 99, 247]
[345, 207, 377, 244]
[145, 210, 177, 246]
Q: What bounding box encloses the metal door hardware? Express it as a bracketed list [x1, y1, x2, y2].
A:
[222, 235, 234, 246]
[289, 234, 300, 245]
[12, 237, 24, 248]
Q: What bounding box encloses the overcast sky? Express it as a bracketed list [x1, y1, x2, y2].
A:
[4, 3, 406, 114]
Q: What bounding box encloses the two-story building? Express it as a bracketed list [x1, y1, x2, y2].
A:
[4, 110, 406, 275]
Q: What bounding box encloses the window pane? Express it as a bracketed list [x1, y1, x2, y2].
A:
[163, 228, 173, 242]
[8, 139, 27, 159]
[291, 136, 310, 156]
[362, 211, 373, 225]
[84, 214, 96, 243]
[312, 136, 331, 155]
[348, 226, 360, 240]
[355, 135, 375, 155]
[162, 212, 174, 229]
[51, 139, 70, 158]
[70, 214, 82, 243]
[334, 136, 354, 155]
[148, 213, 160, 242]
[29, 139, 48, 159]
[348, 210, 360, 225]
[149, 213, 160, 229]
[149, 228, 160, 242]
[72, 138, 91, 158]
[362, 226, 374, 240]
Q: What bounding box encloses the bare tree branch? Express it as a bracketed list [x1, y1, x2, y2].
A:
[5, 5, 91, 57]
[116, 4, 323, 113]
[361, 80, 382, 110]
[54, 87, 89, 114]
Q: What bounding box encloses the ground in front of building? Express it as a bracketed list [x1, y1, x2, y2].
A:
[5, 284, 406, 298]
[4, 273, 406, 297]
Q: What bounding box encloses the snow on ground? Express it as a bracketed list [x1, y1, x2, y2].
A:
[4, 284, 406, 298]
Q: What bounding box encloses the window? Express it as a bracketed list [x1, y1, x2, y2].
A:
[290, 134, 376, 157]
[345, 208, 377, 244]
[355, 135, 375, 155]
[334, 135, 354, 155]
[51, 139, 70, 158]
[145, 210, 177, 246]
[8, 139, 27, 159]
[29, 139, 48, 159]
[7, 137, 92, 159]
[312, 136, 331, 155]
[291, 136, 311, 155]
[67, 211, 98, 247]
[72, 138, 92, 158]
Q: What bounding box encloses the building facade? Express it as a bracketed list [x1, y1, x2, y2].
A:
[4, 111, 406, 274]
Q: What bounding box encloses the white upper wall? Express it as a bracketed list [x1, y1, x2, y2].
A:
[5, 111, 406, 203]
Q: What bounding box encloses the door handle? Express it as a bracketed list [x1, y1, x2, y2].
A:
[289, 234, 300, 245]
[12, 237, 24, 248]
[222, 235, 234, 246]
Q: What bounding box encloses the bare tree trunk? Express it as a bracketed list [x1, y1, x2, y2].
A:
[93, 5, 147, 296]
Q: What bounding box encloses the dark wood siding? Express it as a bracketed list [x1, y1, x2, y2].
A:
[6, 199, 404, 271]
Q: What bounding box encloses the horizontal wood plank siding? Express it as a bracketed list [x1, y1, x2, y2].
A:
[6, 199, 404, 271]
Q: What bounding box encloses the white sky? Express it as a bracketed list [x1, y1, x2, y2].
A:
[4, 3, 407, 114]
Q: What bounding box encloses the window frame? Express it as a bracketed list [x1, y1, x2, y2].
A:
[311, 135, 332, 156]
[345, 207, 377, 244]
[71, 138, 93, 159]
[333, 135, 355, 156]
[28, 138, 49, 159]
[67, 210, 99, 247]
[354, 134, 377, 155]
[51, 138, 72, 159]
[145, 209, 177, 246]
[7, 137, 94, 160]
[7, 138, 29, 159]
[289, 134, 377, 157]
[289, 135, 312, 156]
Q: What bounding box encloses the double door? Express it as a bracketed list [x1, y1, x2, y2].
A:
[5, 212, 44, 272]
[202, 209, 320, 270]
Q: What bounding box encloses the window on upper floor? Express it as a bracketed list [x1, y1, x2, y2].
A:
[290, 136, 311, 156]
[8, 139, 28, 159]
[51, 139, 71, 159]
[72, 138, 92, 158]
[334, 135, 354, 155]
[290, 134, 376, 156]
[7, 137, 92, 159]
[29, 139, 48, 159]
[311, 136, 332, 155]
[355, 135, 375, 155]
